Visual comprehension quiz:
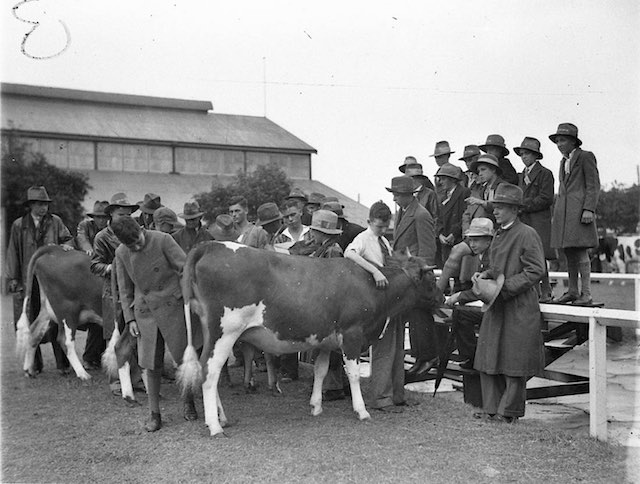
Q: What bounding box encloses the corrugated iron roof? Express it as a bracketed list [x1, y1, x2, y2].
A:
[1, 83, 316, 153]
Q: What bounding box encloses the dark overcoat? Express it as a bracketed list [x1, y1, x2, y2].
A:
[437, 184, 467, 245]
[392, 198, 436, 265]
[550, 148, 600, 249]
[518, 162, 555, 259]
[115, 230, 201, 369]
[474, 220, 545, 377]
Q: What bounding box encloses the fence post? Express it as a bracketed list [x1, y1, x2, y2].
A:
[635, 277, 640, 339]
[589, 315, 607, 441]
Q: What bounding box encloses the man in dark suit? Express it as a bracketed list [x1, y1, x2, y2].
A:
[515, 137, 555, 302]
[386, 176, 438, 378]
[435, 164, 469, 268]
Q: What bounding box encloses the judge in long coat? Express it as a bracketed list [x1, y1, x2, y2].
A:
[549, 123, 600, 305]
[474, 184, 545, 422]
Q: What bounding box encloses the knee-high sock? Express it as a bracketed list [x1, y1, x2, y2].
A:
[578, 261, 592, 299]
[564, 249, 580, 296]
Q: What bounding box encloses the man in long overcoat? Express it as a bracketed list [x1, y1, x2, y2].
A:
[474, 184, 545, 422]
[549, 123, 600, 305]
[515, 137, 555, 302]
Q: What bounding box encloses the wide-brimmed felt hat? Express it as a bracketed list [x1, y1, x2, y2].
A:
[179, 201, 204, 220]
[405, 164, 428, 178]
[88, 200, 109, 217]
[25, 186, 52, 204]
[429, 141, 455, 158]
[306, 192, 326, 205]
[285, 188, 308, 203]
[399, 155, 422, 173]
[386, 176, 419, 194]
[479, 134, 510, 157]
[435, 164, 463, 181]
[137, 193, 163, 214]
[549, 123, 582, 146]
[472, 273, 505, 312]
[469, 153, 503, 175]
[465, 217, 495, 238]
[514, 137, 543, 159]
[105, 193, 140, 214]
[322, 201, 344, 218]
[490, 183, 523, 206]
[310, 209, 343, 235]
[210, 214, 240, 241]
[255, 202, 283, 226]
[459, 145, 481, 161]
[153, 207, 180, 227]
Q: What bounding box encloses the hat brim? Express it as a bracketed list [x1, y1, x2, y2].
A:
[88, 212, 109, 218]
[105, 203, 140, 214]
[479, 145, 509, 157]
[549, 134, 582, 146]
[469, 160, 503, 176]
[256, 216, 282, 226]
[481, 274, 505, 313]
[311, 227, 343, 235]
[465, 231, 494, 238]
[24, 198, 52, 205]
[210, 228, 241, 241]
[429, 151, 455, 157]
[179, 212, 205, 220]
[514, 147, 543, 159]
[385, 187, 419, 194]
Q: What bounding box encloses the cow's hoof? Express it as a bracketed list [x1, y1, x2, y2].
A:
[78, 373, 92, 381]
[269, 386, 284, 397]
[310, 406, 323, 417]
[357, 411, 371, 421]
[212, 432, 229, 439]
[24, 370, 37, 379]
[244, 382, 258, 394]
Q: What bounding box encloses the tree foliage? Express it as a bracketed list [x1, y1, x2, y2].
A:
[196, 163, 292, 222]
[2, 136, 91, 238]
[596, 183, 639, 234]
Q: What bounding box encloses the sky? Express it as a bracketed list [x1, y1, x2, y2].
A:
[1, 0, 639, 209]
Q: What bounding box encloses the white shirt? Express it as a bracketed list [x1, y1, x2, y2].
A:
[345, 227, 392, 267]
[280, 225, 310, 243]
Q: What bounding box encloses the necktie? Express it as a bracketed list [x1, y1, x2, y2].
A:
[396, 208, 404, 226]
[378, 236, 391, 264]
[524, 168, 531, 185]
[563, 157, 570, 175]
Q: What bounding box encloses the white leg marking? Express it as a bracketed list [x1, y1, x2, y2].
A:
[203, 335, 236, 436]
[119, 362, 134, 400]
[63, 320, 91, 380]
[343, 356, 370, 421]
[22, 296, 53, 375]
[310, 351, 330, 416]
[101, 326, 120, 377]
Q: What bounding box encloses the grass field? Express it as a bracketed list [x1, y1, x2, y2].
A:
[1, 282, 636, 483]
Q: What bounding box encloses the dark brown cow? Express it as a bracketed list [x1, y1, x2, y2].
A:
[178, 241, 440, 437]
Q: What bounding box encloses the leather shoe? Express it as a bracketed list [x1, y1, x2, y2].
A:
[145, 412, 162, 432]
[553, 292, 578, 304]
[473, 412, 495, 420]
[494, 414, 518, 424]
[183, 401, 198, 421]
[572, 295, 593, 306]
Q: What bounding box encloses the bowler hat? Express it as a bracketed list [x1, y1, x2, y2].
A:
[490, 183, 523, 206]
[479, 134, 510, 157]
[25, 186, 52, 204]
[470, 153, 503, 175]
[88, 200, 109, 218]
[306, 192, 326, 205]
[179, 201, 205, 220]
[255, 202, 283, 226]
[464, 217, 495, 238]
[549, 123, 582, 146]
[514, 137, 543, 159]
[137, 193, 163, 214]
[472, 274, 505, 312]
[459, 145, 481, 161]
[310, 210, 343, 235]
[105, 193, 140, 214]
[322, 201, 344, 218]
[153, 207, 180, 227]
[386, 176, 419, 194]
[429, 141, 455, 158]
[209, 214, 240, 241]
[285, 188, 308, 203]
[399, 155, 423, 173]
[435, 164, 463, 181]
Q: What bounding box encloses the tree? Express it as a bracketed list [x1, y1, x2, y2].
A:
[2, 136, 91, 238]
[196, 163, 292, 222]
[596, 183, 639, 235]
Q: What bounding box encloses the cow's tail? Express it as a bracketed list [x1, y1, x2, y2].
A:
[101, 326, 120, 377]
[177, 246, 204, 395]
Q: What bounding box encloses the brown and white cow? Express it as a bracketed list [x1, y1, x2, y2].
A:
[178, 241, 440, 437]
[15, 245, 140, 402]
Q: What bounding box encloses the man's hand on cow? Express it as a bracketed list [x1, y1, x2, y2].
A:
[581, 210, 594, 224]
[444, 292, 460, 307]
[373, 269, 389, 289]
[128, 320, 141, 338]
[7, 279, 20, 293]
[61, 244, 75, 251]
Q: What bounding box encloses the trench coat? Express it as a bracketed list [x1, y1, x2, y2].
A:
[392, 197, 436, 265]
[550, 148, 600, 249]
[474, 220, 545, 377]
[518, 162, 555, 259]
[115, 230, 201, 369]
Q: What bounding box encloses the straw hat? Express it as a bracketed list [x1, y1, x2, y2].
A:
[310, 210, 342, 235]
[464, 217, 495, 238]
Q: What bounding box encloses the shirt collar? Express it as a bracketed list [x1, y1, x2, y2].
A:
[500, 219, 516, 230]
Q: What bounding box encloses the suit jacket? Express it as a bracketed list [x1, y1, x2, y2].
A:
[437, 184, 468, 245]
[550, 148, 600, 249]
[392, 198, 436, 265]
[461, 177, 505, 235]
[518, 162, 555, 259]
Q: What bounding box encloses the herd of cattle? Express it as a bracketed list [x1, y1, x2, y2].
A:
[14, 241, 440, 436]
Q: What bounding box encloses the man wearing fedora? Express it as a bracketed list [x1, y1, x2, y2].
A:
[473, 184, 546, 423]
[172, 201, 213, 254]
[435, 163, 468, 268]
[459, 145, 482, 189]
[399, 155, 436, 191]
[5, 186, 74, 373]
[462, 153, 506, 235]
[136, 193, 163, 230]
[209, 214, 241, 242]
[91, 192, 143, 397]
[515, 137, 556, 302]
[399, 156, 438, 221]
[153, 207, 182, 234]
[321, 200, 365, 251]
[255, 202, 283, 246]
[479, 134, 518, 185]
[429, 141, 464, 203]
[76, 200, 110, 369]
[549, 123, 600, 305]
[386, 176, 439, 379]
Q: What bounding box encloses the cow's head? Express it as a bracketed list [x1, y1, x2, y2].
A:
[387, 253, 442, 312]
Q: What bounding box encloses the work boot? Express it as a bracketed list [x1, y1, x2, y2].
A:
[145, 412, 162, 432]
